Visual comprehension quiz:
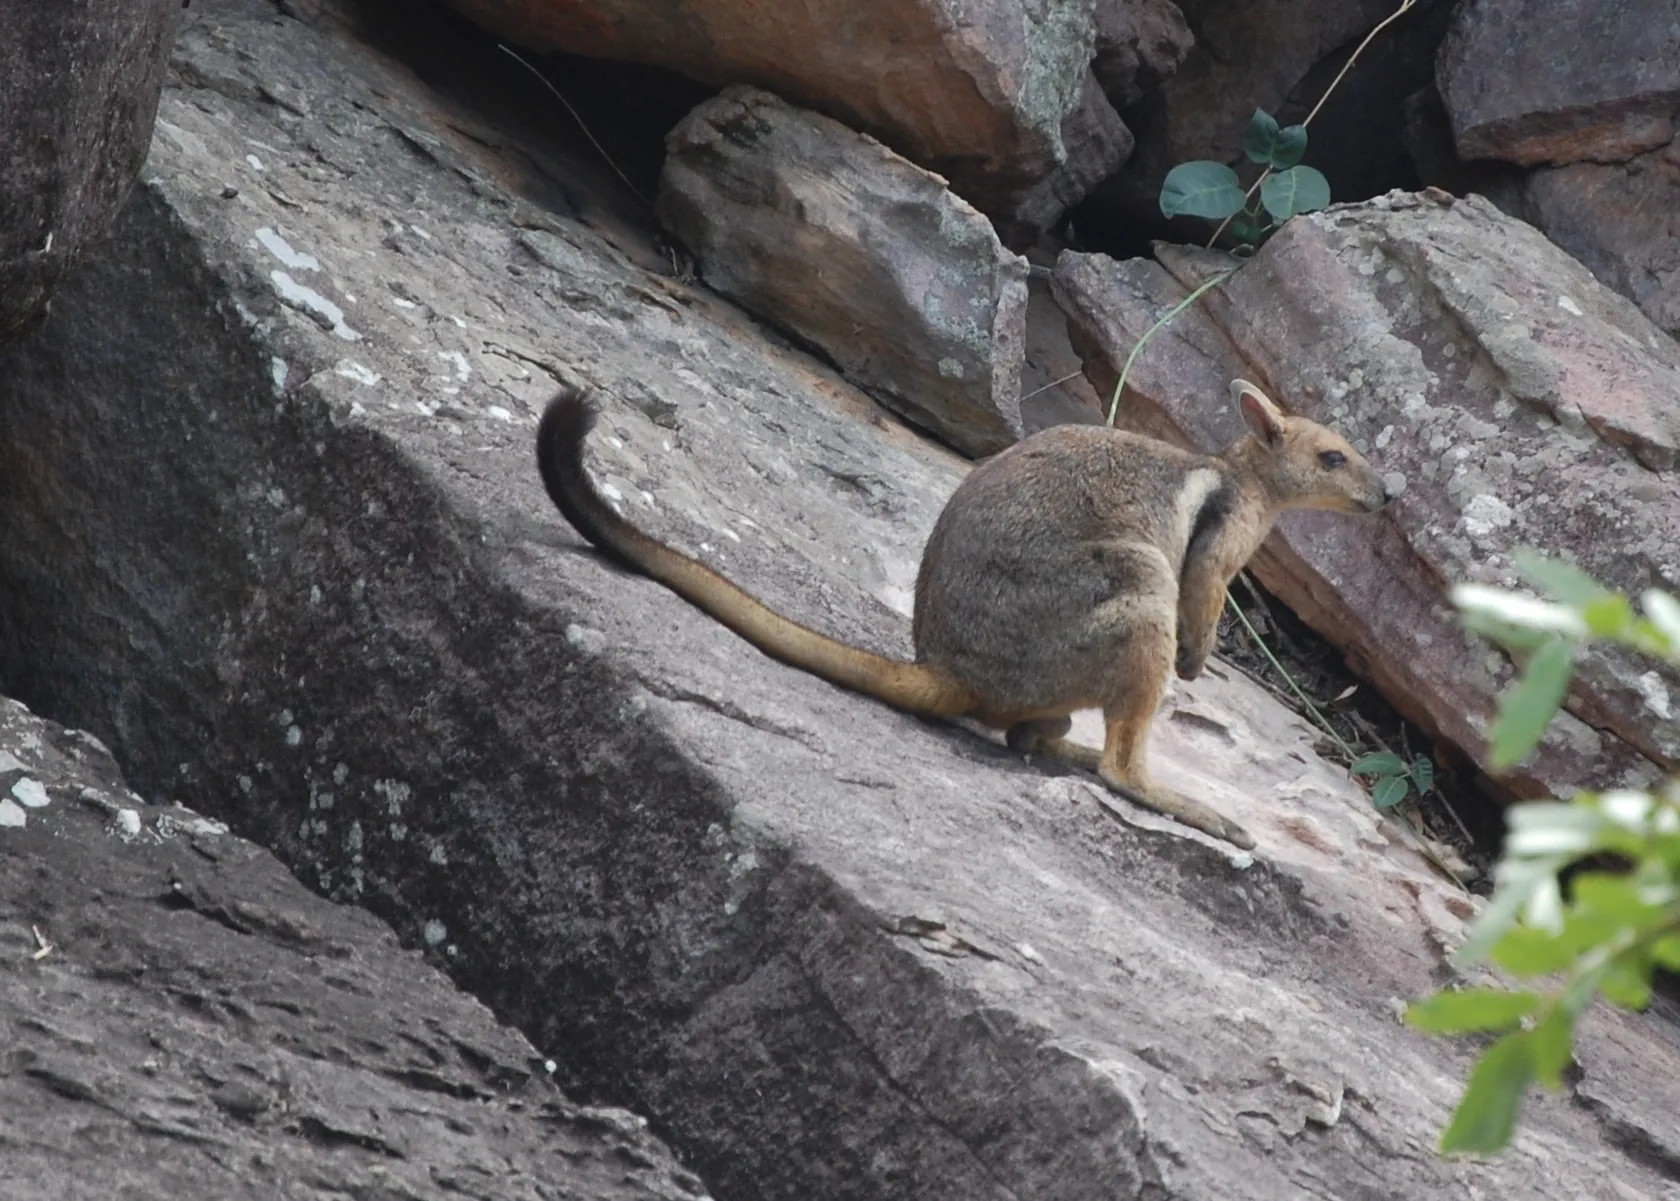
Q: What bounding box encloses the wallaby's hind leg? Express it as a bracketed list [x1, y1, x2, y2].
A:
[1098, 636, 1257, 850]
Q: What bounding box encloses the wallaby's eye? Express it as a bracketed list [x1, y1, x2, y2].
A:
[1318, 450, 1347, 470]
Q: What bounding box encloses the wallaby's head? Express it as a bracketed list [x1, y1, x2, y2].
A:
[1231, 379, 1391, 514]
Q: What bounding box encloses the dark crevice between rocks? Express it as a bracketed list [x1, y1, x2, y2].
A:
[1067, 0, 1458, 262]
[312, 0, 712, 250]
[1572, 1092, 1680, 1185]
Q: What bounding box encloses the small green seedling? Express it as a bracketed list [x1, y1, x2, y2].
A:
[1159, 109, 1332, 247]
[1350, 750, 1435, 810]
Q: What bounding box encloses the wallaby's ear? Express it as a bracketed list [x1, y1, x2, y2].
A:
[1232, 378, 1285, 448]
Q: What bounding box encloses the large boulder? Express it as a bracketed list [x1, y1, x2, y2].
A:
[1435, 0, 1680, 166]
[2, 6, 1678, 1200]
[438, 0, 1131, 236]
[1424, 1, 1680, 344]
[1519, 151, 1680, 341]
[0, 0, 184, 340]
[659, 87, 1030, 458]
[1053, 190, 1680, 810]
[0, 695, 710, 1200]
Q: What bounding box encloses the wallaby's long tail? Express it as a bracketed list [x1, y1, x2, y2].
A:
[537, 387, 975, 717]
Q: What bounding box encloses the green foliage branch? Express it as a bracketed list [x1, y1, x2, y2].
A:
[1406, 551, 1680, 1155]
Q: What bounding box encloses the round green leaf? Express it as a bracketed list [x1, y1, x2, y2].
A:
[1372, 775, 1410, 809]
[1159, 161, 1246, 219]
[1270, 124, 1308, 169]
[1260, 165, 1331, 220]
[1243, 108, 1283, 164]
[1350, 751, 1406, 778]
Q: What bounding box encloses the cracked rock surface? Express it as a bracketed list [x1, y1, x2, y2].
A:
[0, 696, 710, 1201]
[1, 4, 1679, 1200]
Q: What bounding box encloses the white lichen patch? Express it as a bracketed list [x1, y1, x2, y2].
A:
[271, 269, 361, 341]
[1462, 493, 1516, 540]
[423, 919, 448, 945]
[11, 778, 50, 808]
[0, 750, 26, 774]
[333, 359, 382, 386]
[253, 226, 320, 272]
[373, 778, 411, 816]
[0, 799, 25, 828]
[1635, 671, 1672, 720]
[113, 809, 143, 839]
[439, 350, 472, 381]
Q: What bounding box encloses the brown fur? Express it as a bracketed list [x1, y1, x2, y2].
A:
[538, 379, 1389, 849]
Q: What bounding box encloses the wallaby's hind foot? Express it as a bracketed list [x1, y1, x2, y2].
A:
[1007, 713, 1252, 847]
[1098, 663, 1256, 849]
[1101, 774, 1256, 850]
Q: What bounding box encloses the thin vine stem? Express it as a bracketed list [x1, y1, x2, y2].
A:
[1206, 0, 1419, 250]
[1106, 269, 1237, 426]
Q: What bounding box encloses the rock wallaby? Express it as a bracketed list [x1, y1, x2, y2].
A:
[538, 380, 1390, 849]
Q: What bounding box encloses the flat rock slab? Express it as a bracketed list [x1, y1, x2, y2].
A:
[1, 6, 1678, 1201]
[0, 696, 710, 1201]
[660, 86, 1029, 458]
[1054, 190, 1680, 806]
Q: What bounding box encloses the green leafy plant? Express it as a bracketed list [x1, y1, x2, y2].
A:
[1405, 550, 1680, 1156]
[1350, 750, 1435, 810]
[1159, 109, 1330, 248]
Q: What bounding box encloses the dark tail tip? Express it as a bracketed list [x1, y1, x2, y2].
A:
[536, 384, 605, 537]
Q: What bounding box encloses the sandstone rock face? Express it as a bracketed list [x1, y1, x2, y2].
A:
[0, 0, 183, 340]
[3, 6, 1679, 1199]
[1517, 142, 1680, 342]
[0, 696, 711, 1201]
[439, 0, 1129, 235]
[1435, 0, 1680, 166]
[660, 87, 1030, 458]
[1054, 190, 1680, 809]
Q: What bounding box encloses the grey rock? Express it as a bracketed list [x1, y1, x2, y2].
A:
[0, 696, 711, 1201]
[660, 86, 1031, 458]
[1436, 0, 1680, 166]
[1, 7, 1677, 1201]
[0, 0, 183, 340]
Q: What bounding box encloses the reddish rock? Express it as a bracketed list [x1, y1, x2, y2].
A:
[1520, 143, 1680, 341]
[0, 0, 184, 339]
[1053, 190, 1680, 804]
[1436, 0, 1680, 166]
[659, 87, 1031, 458]
[438, 0, 1130, 235]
